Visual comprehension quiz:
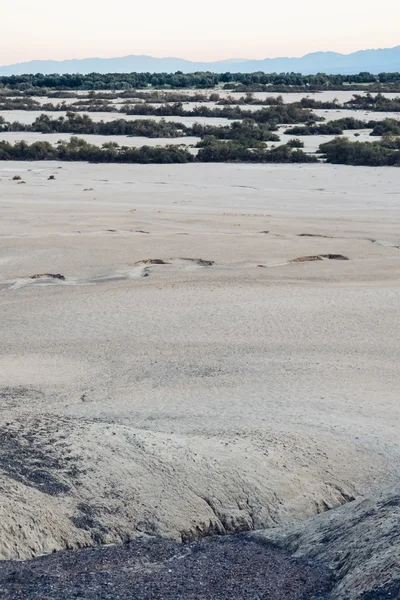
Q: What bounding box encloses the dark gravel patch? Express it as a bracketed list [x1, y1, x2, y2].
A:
[0, 534, 334, 600]
[360, 581, 400, 600]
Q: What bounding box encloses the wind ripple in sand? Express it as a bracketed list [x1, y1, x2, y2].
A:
[2, 267, 149, 291]
[1, 255, 357, 289]
[1, 259, 215, 291]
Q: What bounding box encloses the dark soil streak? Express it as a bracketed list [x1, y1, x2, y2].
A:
[0, 535, 334, 600]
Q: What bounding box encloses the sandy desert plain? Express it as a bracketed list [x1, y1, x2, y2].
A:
[0, 88, 400, 599]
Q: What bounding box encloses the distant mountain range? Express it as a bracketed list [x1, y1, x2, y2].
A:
[1, 46, 400, 76]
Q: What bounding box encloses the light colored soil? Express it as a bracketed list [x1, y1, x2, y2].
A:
[0, 162, 400, 561]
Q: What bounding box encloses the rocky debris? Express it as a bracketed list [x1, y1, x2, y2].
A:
[48, 175, 55, 180]
[29, 273, 65, 280]
[297, 233, 335, 239]
[320, 254, 349, 260]
[0, 535, 334, 600]
[12, 175, 21, 181]
[292, 255, 323, 262]
[359, 581, 400, 599]
[134, 259, 169, 266]
[179, 258, 214, 266]
[255, 490, 400, 599]
[292, 254, 349, 262]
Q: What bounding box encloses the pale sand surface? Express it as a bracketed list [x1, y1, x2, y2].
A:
[1, 162, 400, 560]
[312, 107, 400, 121]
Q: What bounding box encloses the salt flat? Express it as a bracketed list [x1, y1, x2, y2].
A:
[0, 162, 400, 560]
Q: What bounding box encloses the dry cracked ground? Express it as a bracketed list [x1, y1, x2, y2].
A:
[0, 162, 400, 598]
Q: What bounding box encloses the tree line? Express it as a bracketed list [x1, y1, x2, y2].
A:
[0, 113, 282, 142]
[284, 117, 400, 137]
[345, 93, 400, 111]
[2, 131, 400, 166]
[123, 103, 318, 125]
[0, 137, 317, 164]
[0, 113, 188, 138]
[2, 72, 400, 91]
[0, 98, 318, 125]
[3, 92, 400, 118]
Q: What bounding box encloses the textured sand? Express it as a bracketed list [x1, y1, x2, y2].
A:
[1, 162, 400, 560]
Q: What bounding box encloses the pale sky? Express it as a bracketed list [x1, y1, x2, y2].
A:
[1, 0, 399, 65]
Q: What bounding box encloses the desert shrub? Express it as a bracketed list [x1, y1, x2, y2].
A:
[319, 136, 400, 166]
[370, 118, 400, 136]
[196, 140, 317, 163]
[286, 138, 304, 148]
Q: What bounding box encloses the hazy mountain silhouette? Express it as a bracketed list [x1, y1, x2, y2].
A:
[1, 46, 400, 75]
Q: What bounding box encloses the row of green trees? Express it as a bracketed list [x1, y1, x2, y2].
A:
[2, 71, 400, 91]
[2, 132, 400, 166]
[0, 113, 283, 142]
[284, 118, 400, 137]
[1, 113, 187, 138]
[196, 140, 316, 162]
[0, 98, 318, 125]
[0, 137, 316, 164]
[284, 118, 377, 135]
[192, 120, 280, 142]
[3, 88, 400, 109]
[345, 93, 400, 111]
[123, 102, 318, 125]
[0, 138, 194, 163]
[6, 111, 398, 140]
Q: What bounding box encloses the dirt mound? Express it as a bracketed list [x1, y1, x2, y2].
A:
[0, 413, 371, 561]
